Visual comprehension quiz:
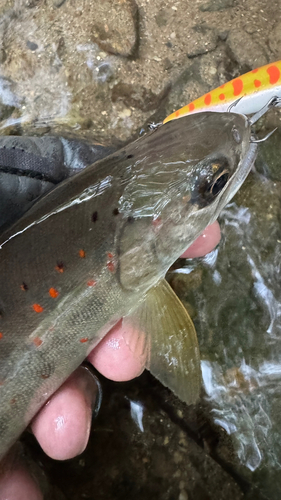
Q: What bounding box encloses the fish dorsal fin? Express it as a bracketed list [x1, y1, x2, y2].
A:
[123, 279, 201, 405]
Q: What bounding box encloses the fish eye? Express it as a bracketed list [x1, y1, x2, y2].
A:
[207, 168, 230, 196]
[192, 158, 231, 207]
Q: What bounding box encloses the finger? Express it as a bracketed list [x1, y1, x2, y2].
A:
[0, 467, 43, 500]
[88, 319, 146, 381]
[180, 221, 221, 258]
[31, 366, 99, 460]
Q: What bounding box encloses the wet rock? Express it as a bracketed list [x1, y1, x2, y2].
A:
[187, 25, 218, 58]
[178, 490, 189, 500]
[24, 0, 42, 7]
[111, 82, 170, 111]
[268, 21, 281, 59]
[95, 61, 114, 83]
[155, 9, 168, 28]
[26, 40, 38, 51]
[0, 102, 15, 121]
[255, 129, 281, 182]
[53, 0, 66, 7]
[218, 31, 228, 41]
[163, 57, 173, 71]
[90, 0, 138, 57]
[199, 0, 234, 12]
[163, 51, 235, 122]
[0, 48, 6, 63]
[1, 0, 275, 144]
[227, 29, 268, 69]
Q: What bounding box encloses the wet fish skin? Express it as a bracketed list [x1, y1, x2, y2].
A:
[0, 112, 256, 459]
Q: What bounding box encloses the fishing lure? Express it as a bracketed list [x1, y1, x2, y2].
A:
[164, 60, 281, 123]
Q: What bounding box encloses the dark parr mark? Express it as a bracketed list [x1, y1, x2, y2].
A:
[55, 262, 64, 273]
[113, 208, 119, 216]
[127, 154, 134, 159]
[92, 211, 98, 223]
[127, 215, 135, 223]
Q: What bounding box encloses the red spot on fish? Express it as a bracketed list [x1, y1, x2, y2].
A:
[252, 68, 258, 73]
[189, 103, 195, 112]
[152, 217, 162, 228]
[107, 261, 115, 272]
[20, 282, 28, 291]
[204, 93, 211, 105]
[107, 252, 116, 272]
[219, 93, 225, 100]
[79, 338, 89, 343]
[0, 333, 3, 339]
[32, 304, 44, 313]
[232, 78, 243, 96]
[55, 262, 64, 273]
[79, 249, 86, 258]
[33, 337, 43, 347]
[267, 65, 280, 85]
[175, 109, 180, 117]
[254, 79, 261, 88]
[49, 287, 59, 298]
[87, 280, 97, 287]
[10, 398, 17, 406]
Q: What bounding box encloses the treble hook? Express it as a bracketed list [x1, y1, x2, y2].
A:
[249, 96, 281, 125]
[227, 96, 244, 113]
[228, 95, 281, 125]
[228, 95, 280, 143]
[250, 128, 278, 143]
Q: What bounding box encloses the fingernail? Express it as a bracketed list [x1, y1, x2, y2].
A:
[79, 363, 102, 418]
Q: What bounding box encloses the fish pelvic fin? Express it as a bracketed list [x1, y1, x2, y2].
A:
[123, 279, 201, 405]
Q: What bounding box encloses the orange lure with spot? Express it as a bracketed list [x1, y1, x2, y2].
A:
[164, 60, 281, 123]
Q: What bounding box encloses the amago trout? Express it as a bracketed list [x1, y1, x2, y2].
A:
[0, 111, 257, 459]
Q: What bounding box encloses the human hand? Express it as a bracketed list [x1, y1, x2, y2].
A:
[0, 221, 221, 499]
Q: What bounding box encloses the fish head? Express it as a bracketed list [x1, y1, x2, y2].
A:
[117, 112, 257, 290]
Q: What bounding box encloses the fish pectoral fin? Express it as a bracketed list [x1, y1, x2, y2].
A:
[123, 279, 201, 405]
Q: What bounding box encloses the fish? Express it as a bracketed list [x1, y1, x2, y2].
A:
[164, 60, 281, 123]
[0, 111, 257, 460]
